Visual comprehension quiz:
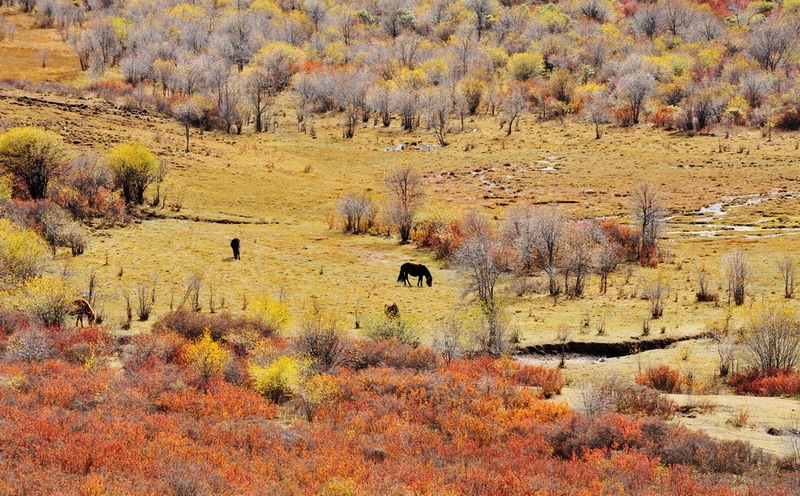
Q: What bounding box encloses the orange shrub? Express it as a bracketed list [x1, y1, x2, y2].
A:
[514, 364, 565, 398]
[636, 364, 683, 393]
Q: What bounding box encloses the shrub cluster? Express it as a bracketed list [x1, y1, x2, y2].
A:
[0, 310, 789, 494]
[729, 368, 800, 397]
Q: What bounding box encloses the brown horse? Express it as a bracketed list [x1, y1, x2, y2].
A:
[68, 298, 96, 327]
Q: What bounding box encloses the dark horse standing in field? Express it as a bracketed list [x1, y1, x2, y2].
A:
[397, 263, 432, 287]
[230, 238, 241, 260]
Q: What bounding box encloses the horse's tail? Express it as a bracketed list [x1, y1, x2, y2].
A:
[397, 267, 405, 282]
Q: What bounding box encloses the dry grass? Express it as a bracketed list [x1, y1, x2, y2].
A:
[0, 12, 799, 345]
[1, 82, 799, 342]
[0, 8, 82, 83]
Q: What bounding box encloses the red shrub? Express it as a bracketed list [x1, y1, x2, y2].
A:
[153, 309, 277, 341]
[413, 217, 464, 260]
[598, 219, 640, 262]
[728, 368, 800, 396]
[636, 364, 683, 393]
[515, 364, 565, 398]
[776, 106, 800, 131]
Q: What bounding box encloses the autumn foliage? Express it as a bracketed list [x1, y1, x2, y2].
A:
[728, 368, 800, 396]
[0, 313, 792, 495]
[636, 364, 685, 393]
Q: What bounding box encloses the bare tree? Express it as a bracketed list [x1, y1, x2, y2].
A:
[749, 21, 794, 72]
[367, 84, 392, 127]
[596, 238, 621, 294]
[38, 48, 50, 68]
[338, 70, 369, 138]
[556, 324, 572, 368]
[244, 66, 274, 133]
[213, 11, 260, 71]
[630, 182, 665, 263]
[562, 223, 594, 297]
[740, 72, 775, 108]
[464, 0, 498, 40]
[379, 0, 415, 38]
[534, 209, 565, 297]
[777, 256, 795, 299]
[634, 4, 661, 38]
[424, 87, 452, 147]
[724, 249, 750, 306]
[295, 300, 345, 371]
[391, 87, 420, 131]
[453, 234, 504, 313]
[337, 192, 377, 234]
[384, 166, 424, 243]
[432, 315, 466, 364]
[616, 72, 655, 125]
[741, 304, 800, 371]
[695, 265, 717, 302]
[642, 273, 670, 318]
[501, 85, 526, 135]
[582, 88, 612, 139]
[172, 99, 202, 153]
[661, 0, 695, 37]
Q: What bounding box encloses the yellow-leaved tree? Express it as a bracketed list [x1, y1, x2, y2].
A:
[105, 143, 160, 204]
[0, 126, 66, 199]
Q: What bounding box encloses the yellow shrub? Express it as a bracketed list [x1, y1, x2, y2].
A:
[0, 174, 11, 200]
[246, 295, 289, 333]
[8, 275, 73, 326]
[0, 126, 66, 199]
[249, 355, 312, 402]
[507, 52, 545, 81]
[0, 218, 51, 285]
[319, 478, 358, 496]
[182, 330, 232, 383]
[786, 0, 800, 13]
[169, 3, 207, 21]
[324, 41, 348, 65]
[253, 41, 306, 65]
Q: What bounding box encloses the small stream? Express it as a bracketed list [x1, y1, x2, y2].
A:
[672, 190, 800, 240]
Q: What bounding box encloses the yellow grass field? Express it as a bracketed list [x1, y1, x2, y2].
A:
[2, 84, 799, 345]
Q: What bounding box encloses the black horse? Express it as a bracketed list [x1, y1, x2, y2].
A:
[230, 238, 241, 260]
[397, 263, 432, 287]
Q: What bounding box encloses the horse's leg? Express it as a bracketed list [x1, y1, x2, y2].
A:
[418, 275, 423, 287]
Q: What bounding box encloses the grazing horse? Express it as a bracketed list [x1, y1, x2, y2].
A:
[397, 263, 433, 287]
[68, 298, 95, 327]
[230, 238, 241, 260]
[384, 302, 399, 318]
